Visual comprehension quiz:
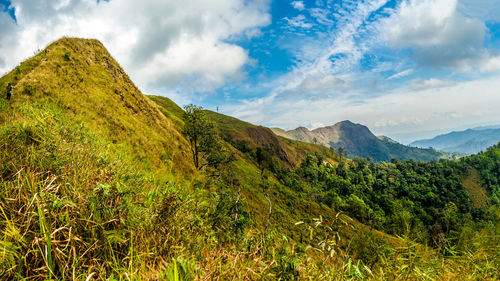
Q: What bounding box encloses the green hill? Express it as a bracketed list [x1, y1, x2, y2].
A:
[0, 38, 498, 280]
[0, 38, 194, 176]
[0, 38, 355, 279]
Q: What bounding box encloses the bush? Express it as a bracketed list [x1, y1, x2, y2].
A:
[23, 84, 36, 95]
[350, 231, 389, 267]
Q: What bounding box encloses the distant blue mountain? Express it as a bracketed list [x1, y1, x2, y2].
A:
[410, 127, 500, 155]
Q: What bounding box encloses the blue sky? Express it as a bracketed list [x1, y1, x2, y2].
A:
[1, 0, 500, 143]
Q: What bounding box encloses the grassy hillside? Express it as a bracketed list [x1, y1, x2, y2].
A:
[0, 38, 498, 280]
[149, 96, 345, 235]
[0, 38, 205, 279]
[0, 38, 194, 176]
[205, 110, 340, 166]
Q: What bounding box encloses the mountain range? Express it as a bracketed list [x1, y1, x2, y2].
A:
[272, 121, 449, 162]
[1, 38, 498, 280]
[410, 127, 500, 155]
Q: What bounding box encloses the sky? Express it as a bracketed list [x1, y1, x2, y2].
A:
[1, 0, 500, 143]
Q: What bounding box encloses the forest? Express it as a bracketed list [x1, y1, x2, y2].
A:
[272, 145, 499, 249]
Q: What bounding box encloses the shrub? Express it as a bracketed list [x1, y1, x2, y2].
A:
[350, 231, 389, 267]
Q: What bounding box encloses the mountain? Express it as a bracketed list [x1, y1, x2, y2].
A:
[272, 120, 449, 162]
[0, 38, 354, 279]
[1, 38, 498, 280]
[410, 127, 500, 155]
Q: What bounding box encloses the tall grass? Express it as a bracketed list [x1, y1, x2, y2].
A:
[0, 38, 498, 280]
[1, 100, 498, 280]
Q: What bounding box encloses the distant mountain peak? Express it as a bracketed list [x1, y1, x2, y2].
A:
[271, 120, 448, 162]
[410, 127, 500, 155]
[339, 120, 355, 125]
[296, 126, 311, 132]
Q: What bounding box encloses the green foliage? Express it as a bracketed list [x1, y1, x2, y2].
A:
[183, 104, 232, 170]
[285, 149, 500, 249]
[161, 257, 198, 281]
[350, 231, 389, 266]
[22, 84, 36, 96]
[345, 194, 372, 223]
[256, 145, 274, 176]
[207, 173, 250, 244]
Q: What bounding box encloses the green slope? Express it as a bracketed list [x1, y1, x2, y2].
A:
[0, 38, 202, 279]
[0, 38, 194, 176]
[1, 38, 498, 280]
[149, 96, 345, 236]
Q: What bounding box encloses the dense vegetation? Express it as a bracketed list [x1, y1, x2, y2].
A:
[0, 38, 498, 280]
[270, 146, 500, 250]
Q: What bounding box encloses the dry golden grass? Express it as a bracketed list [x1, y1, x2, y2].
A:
[0, 38, 498, 280]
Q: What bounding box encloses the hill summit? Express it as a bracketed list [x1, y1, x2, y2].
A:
[0, 37, 193, 173]
[272, 120, 449, 161]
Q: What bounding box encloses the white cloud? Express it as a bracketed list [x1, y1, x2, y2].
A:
[307, 122, 325, 130]
[374, 117, 424, 128]
[479, 55, 500, 73]
[291, 1, 305, 11]
[379, 0, 500, 73]
[309, 8, 334, 25]
[136, 35, 248, 92]
[381, 0, 485, 48]
[300, 75, 349, 91]
[284, 14, 313, 29]
[410, 78, 456, 90]
[0, 0, 271, 94]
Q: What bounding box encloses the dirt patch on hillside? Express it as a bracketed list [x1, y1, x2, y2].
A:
[463, 169, 488, 208]
[245, 126, 297, 166]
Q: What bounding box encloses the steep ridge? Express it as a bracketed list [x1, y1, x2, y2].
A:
[273, 120, 449, 162]
[0, 38, 205, 278]
[0, 38, 194, 175]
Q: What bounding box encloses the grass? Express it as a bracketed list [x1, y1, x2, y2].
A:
[0, 37, 498, 280]
[0, 38, 194, 178]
